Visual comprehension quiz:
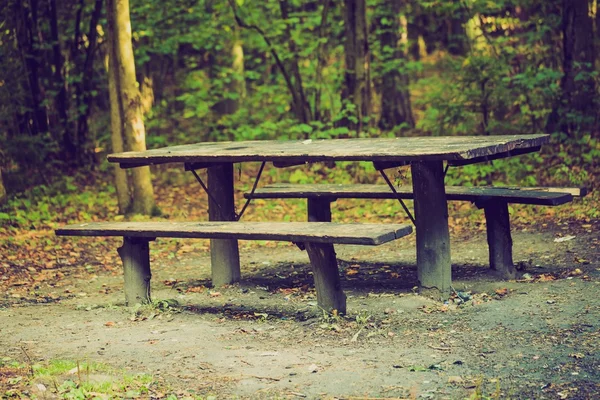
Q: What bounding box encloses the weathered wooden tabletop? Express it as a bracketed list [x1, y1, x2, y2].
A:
[108, 134, 549, 167]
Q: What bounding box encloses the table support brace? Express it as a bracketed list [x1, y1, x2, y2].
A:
[379, 169, 416, 225]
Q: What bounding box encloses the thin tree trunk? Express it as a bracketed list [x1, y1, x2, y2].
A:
[279, 0, 311, 125]
[231, 34, 246, 101]
[211, 28, 246, 117]
[49, 0, 73, 161]
[15, 0, 49, 135]
[110, 0, 156, 215]
[313, 0, 331, 122]
[0, 168, 6, 205]
[546, 0, 596, 135]
[75, 0, 103, 165]
[105, 5, 131, 214]
[375, 0, 415, 130]
[341, 0, 370, 133]
[140, 63, 154, 116]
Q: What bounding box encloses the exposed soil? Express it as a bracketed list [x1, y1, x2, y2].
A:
[1, 220, 600, 399]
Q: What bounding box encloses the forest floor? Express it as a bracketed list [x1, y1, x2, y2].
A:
[1, 218, 600, 399]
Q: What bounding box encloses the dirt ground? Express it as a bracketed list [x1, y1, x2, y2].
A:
[1, 220, 600, 399]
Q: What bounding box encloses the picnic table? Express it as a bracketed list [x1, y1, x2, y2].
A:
[107, 134, 549, 298]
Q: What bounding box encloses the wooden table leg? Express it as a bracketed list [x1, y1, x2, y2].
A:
[483, 200, 516, 279]
[306, 242, 347, 315]
[118, 237, 152, 306]
[208, 163, 241, 286]
[307, 198, 333, 222]
[411, 161, 451, 299]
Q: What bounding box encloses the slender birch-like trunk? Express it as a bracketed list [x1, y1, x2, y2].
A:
[106, 0, 156, 215]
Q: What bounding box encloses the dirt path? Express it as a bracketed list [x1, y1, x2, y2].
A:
[1, 223, 600, 399]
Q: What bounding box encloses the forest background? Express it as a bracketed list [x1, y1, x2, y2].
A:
[0, 0, 599, 265]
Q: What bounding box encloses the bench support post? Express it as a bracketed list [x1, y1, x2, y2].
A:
[483, 200, 516, 279]
[118, 237, 152, 306]
[307, 198, 333, 222]
[208, 163, 241, 286]
[305, 242, 347, 315]
[411, 161, 451, 299]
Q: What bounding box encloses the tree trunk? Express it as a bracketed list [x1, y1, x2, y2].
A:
[211, 28, 246, 117]
[15, 0, 49, 136]
[105, 26, 131, 214]
[375, 0, 415, 130]
[106, 0, 156, 215]
[407, 2, 422, 61]
[48, 0, 73, 161]
[279, 0, 311, 125]
[446, 14, 468, 56]
[341, 0, 371, 133]
[547, 0, 596, 135]
[0, 168, 6, 205]
[140, 63, 155, 116]
[75, 0, 104, 165]
[313, 0, 332, 122]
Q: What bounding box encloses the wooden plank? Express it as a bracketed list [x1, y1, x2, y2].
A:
[491, 186, 588, 197]
[208, 163, 241, 286]
[55, 221, 413, 246]
[447, 146, 540, 166]
[412, 161, 451, 299]
[108, 134, 549, 166]
[246, 184, 574, 206]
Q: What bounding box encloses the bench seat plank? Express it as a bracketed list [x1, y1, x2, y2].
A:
[56, 221, 412, 246]
[245, 184, 575, 206]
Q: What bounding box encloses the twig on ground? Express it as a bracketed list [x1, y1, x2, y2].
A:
[20, 344, 34, 377]
[246, 374, 281, 381]
[427, 344, 452, 352]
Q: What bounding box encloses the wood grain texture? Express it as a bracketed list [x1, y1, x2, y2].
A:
[56, 221, 413, 246]
[117, 237, 152, 306]
[108, 134, 549, 167]
[412, 161, 451, 298]
[484, 200, 516, 280]
[306, 242, 347, 314]
[207, 163, 241, 286]
[245, 184, 574, 206]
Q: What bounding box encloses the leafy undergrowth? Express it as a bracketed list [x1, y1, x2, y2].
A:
[0, 358, 182, 399]
[0, 138, 598, 303]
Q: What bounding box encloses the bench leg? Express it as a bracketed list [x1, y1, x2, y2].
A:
[307, 198, 333, 222]
[208, 163, 241, 286]
[118, 237, 152, 306]
[305, 242, 347, 315]
[411, 161, 452, 299]
[483, 201, 516, 279]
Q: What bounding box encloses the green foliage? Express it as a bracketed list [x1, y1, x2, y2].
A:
[0, 174, 117, 229]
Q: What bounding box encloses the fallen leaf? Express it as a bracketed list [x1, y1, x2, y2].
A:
[554, 235, 575, 243]
[105, 321, 115, 327]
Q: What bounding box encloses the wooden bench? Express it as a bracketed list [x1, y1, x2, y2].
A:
[245, 185, 588, 279]
[56, 221, 412, 314]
